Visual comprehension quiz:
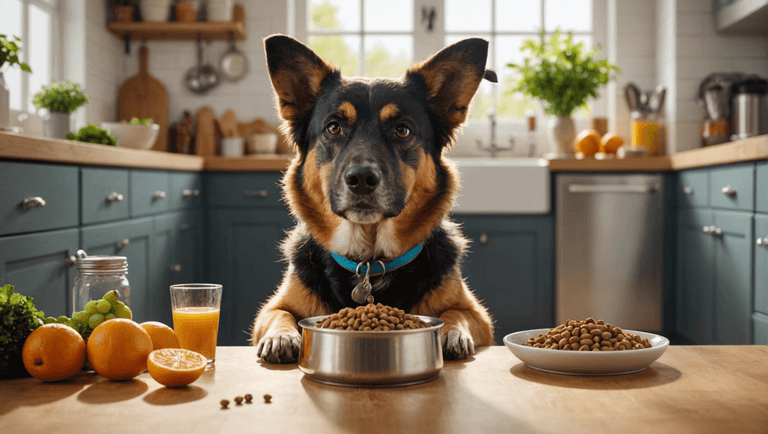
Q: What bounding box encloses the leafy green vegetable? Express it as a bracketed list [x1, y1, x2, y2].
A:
[32, 80, 90, 113]
[0, 284, 45, 378]
[507, 29, 621, 117]
[0, 34, 32, 72]
[67, 124, 118, 146]
[121, 117, 152, 126]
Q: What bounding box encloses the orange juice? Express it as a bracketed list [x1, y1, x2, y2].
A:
[172, 307, 220, 361]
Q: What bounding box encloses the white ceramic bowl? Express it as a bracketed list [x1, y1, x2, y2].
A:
[246, 133, 278, 154]
[220, 137, 245, 157]
[504, 328, 670, 376]
[101, 122, 159, 150]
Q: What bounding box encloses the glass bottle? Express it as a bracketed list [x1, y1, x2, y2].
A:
[72, 256, 131, 314]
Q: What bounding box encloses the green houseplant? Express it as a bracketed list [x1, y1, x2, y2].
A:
[507, 30, 620, 156]
[0, 34, 32, 128]
[67, 124, 118, 146]
[32, 80, 90, 139]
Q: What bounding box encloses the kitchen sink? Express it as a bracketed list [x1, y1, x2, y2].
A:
[450, 157, 551, 214]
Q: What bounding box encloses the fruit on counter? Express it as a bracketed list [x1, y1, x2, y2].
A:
[140, 321, 181, 351]
[600, 132, 624, 154]
[573, 129, 601, 156]
[22, 324, 86, 382]
[87, 318, 153, 380]
[146, 348, 207, 387]
[67, 290, 132, 342]
[0, 284, 46, 379]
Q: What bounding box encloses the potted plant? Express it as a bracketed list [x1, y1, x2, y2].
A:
[112, 0, 138, 23]
[0, 34, 32, 129]
[32, 81, 90, 139]
[508, 30, 620, 157]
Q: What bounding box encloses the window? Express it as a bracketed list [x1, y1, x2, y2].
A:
[1, 0, 60, 113]
[294, 0, 604, 122]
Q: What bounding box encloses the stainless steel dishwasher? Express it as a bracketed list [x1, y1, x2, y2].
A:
[556, 174, 664, 332]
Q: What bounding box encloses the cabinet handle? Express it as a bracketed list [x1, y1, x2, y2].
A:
[479, 233, 488, 245]
[153, 191, 166, 199]
[721, 185, 736, 196]
[65, 249, 88, 267]
[21, 196, 46, 208]
[683, 187, 693, 195]
[713, 227, 722, 236]
[757, 237, 768, 246]
[117, 238, 130, 249]
[169, 264, 182, 272]
[245, 190, 269, 197]
[568, 184, 656, 194]
[180, 223, 192, 231]
[107, 192, 124, 202]
[183, 189, 200, 197]
[702, 226, 713, 234]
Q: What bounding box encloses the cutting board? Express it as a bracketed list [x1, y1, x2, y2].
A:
[195, 106, 217, 156]
[118, 46, 168, 151]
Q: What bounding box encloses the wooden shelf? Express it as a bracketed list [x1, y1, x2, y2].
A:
[107, 4, 246, 43]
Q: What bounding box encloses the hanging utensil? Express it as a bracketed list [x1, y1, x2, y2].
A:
[199, 41, 220, 91]
[649, 86, 666, 115]
[624, 83, 641, 115]
[184, 40, 205, 93]
[220, 34, 248, 81]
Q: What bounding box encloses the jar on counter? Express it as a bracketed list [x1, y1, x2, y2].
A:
[72, 256, 131, 314]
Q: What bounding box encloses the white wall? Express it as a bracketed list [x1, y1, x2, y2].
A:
[84, 0, 125, 128]
[121, 0, 288, 128]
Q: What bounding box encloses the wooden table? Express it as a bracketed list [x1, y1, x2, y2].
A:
[1, 346, 766, 433]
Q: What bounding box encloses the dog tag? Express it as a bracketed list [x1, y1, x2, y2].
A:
[351, 269, 372, 304]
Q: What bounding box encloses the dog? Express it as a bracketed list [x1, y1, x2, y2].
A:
[252, 34, 497, 363]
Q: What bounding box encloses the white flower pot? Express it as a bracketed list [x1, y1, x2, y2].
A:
[221, 137, 244, 157]
[142, 0, 173, 21]
[547, 115, 576, 157]
[206, 0, 233, 21]
[0, 72, 9, 129]
[45, 111, 71, 139]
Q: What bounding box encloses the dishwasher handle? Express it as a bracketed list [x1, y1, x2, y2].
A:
[567, 184, 658, 194]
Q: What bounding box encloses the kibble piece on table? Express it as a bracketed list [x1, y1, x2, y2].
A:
[244, 394, 253, 403]
[220, 399, 230, 409]
[234, 396, 243, 405]
[263, 394, 272, 403]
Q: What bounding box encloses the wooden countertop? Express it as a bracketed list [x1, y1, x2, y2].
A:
[1, 131, 765, 173]
[1, 346, 766, 433]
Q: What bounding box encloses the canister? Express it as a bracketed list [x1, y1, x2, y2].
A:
[72, 256, 131, 314]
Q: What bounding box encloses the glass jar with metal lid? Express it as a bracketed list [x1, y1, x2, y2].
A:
[72, 255, 131, 314]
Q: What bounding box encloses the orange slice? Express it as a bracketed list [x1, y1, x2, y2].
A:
[147, 348, 207, 387]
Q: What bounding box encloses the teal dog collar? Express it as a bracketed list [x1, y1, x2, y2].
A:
[331, 244, 423, 277]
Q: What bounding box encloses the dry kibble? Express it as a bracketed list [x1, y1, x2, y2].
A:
[316, 298, 428, 331]
[234, 396, 243, 405]
[523, 318, 653, 351]
[263, 394, 272, 403]
[244, 394, 253, 403]
[220, 399, 230, 409]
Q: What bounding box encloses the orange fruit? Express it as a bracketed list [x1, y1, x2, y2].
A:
[87, 318, 153, 381]
[22, 324, 86, 382]
[140, 321, 180, 351]
[600, 132, 624, 154]
[573, 129, 601, 156]
[147, 348, 207, 387]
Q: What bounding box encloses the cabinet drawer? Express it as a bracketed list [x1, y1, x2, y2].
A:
[130, 170, 170, 217]
[755, 214, 768, 316]
[169, 172, 203, 211]
[754, 313, 768, 345]
[0, 161, 78, 236]
[709, 163, 755, 211]
[205, 172, 284, 208]
[757, 162, 768, 213]
[81, 168, 130, 225]
[677, 169, 709, 208]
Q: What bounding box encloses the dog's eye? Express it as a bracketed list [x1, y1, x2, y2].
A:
[326, 122, 342, 136]
[394, 125, 410, 139]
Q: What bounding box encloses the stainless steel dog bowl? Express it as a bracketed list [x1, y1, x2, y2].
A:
[298, 315, 444, 387]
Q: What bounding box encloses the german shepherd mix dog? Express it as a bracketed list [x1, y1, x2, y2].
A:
[252, 34, 496, 363]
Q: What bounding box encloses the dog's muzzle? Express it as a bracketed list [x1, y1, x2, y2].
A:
[345, 165, 382, 195]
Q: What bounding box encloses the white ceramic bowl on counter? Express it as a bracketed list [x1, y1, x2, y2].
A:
[101, 122, 159, 150]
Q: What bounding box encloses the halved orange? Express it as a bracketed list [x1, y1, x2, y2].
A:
[147, 348, 207, 388]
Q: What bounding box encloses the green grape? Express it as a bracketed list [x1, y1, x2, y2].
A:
[96, 299, 111, 313]
[117, 301, 126, 309]
[88, 313, 105, 329]
[103, 290, 119, 306]
[85, 300, 99, 315]
[65, 320, 77, 329]
[104, 313, 116, 321]
[44, 317, 57, 324]
[73, 311, 90, 324]
[56, 315, 69, 324]
[116, 305, 132, 319]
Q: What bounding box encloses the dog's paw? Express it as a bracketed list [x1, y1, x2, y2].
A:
[256, 331, 301, 364]
[441, 329, 475, 360]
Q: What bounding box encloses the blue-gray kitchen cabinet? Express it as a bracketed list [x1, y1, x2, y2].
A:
[709, 163, 755, 212]
[207, 208, 293, 346]
[130, 170, 171, 217]
[80, 167, 130, 225]
[754, 313, 768, 345]
[757, 162, 768, 213]
[151, 211, 204, 326]
[80, 218, 153, 323]
[168, 172, 204, 211]
[0, 229, 79, 318]
[754, 214, 768, 316]
[452, 214, 554, 344]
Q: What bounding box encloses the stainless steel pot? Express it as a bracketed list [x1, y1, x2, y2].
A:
[731, 78, 768, 141]
[298, 315, 444, 387]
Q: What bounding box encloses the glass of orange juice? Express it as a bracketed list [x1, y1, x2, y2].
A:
[170, 283, 222, 364]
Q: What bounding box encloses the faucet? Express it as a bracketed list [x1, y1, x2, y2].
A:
[476, 110, 512, 158]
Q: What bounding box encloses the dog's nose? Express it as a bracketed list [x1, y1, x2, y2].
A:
[345, 165, 381, 195]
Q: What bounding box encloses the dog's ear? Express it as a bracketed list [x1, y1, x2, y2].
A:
[264, 34, 335, 123]
[406, 38, 492, 139]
